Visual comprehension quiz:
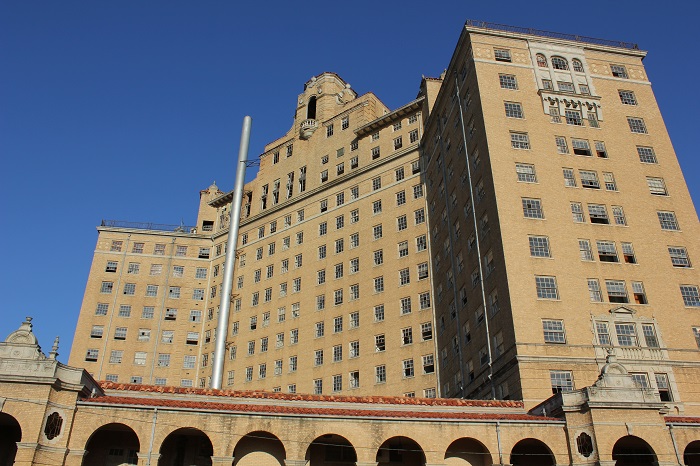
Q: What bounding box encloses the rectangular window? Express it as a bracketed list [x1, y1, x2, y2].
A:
[611, 65, 628, 78]
[565, 109, 583, 126]
[597, 241, 619, 262]
[499, 74, 518, 90]
[536, 276, 559, 299]
[588, 204, 609, 224]
[669, 247, 691, 267]
[555, 136, 569, 154]
[603, 172, 617, 191]
[529, 236, 551, 257]
[543, 320, 566, 343]
[504, 101, 524, 118]
[606, 280, 629, 303]
[550, 370, 574, 393]
[647, 177, 667, 195]
[627, 117, 648, 134]
[681, 285, 700, 307]
[510, 132, 530, 149]
[400, 297, 412, 315]
[619, 90, 637, 105]
[658, 211, 680, 231]
[516, 163, 536, 182]
[580, 170, 600, 189]
[522, 198, 544, 219]
[637, 146, 657, 164]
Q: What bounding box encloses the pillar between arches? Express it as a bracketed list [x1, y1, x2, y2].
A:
[63, 448, 87, 466]
[211, 455, 233, 465]
[284, 460, 308, 466]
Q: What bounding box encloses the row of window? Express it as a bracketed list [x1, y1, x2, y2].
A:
[534, 274, 700, 307]
[540, 318, 662, 347]
[99, 282, 205, 299]
[242, 160, 422, 245]
[551, 370, 671, 400]
[109, 241, 209, 259]
[104, 261, 208, 279]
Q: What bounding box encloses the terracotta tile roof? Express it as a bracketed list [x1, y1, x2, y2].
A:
[82, 394, 558, 422]
[666, 416, 700, 424]
[97, 381, 523, 408]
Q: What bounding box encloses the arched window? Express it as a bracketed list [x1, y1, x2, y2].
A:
[551, 56, 569, 70]
[536, 54, 548, 68]
[307, 96, 317, 120]
[572, 59, 584, 72]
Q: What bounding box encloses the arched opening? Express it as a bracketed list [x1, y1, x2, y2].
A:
[536, 54, 547, 68]
[159, 428, 213, 466]
[572, 59, 584, 73]
[612, 436, 656, 466]
[307, 96, 317, 120]
[82, 423, 140, 466]
[376, 436, 425, 465]
[551, 56, 569, 70]
[510, 438, 555, 466]
[0, 413, 21, 466]
[685, 440, 700, 466]
[305, 434, 357, 465]
[445, 437, 492, 466]
[233, 431, 285, 466]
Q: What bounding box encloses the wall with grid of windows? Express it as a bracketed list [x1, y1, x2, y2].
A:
[420, 25, 700, 410]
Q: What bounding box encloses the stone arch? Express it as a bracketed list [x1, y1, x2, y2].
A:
[307, 96, 317, 120]
[305, 433, 357, 465]
[444, 437, 493, 466]
[510, 438, 555, 466]
[82, 423, 140, 466]
[612, 436, 657, 466]
[159, 427, 213, 466]
[684, 440, 700, 466]
[0, 412, 21, 466]
[233, 431, 285, 466]
[376, 436, 426, 465]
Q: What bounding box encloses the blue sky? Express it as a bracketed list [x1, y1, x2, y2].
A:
[1, 1, 697, 358]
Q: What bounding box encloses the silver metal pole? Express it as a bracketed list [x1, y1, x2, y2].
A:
[211, 116, 252, 389]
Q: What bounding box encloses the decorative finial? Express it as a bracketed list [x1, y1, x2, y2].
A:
[49, 336, 59, 360]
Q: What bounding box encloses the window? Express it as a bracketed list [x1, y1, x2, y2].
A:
[603, 172, 617, 191]
[529, 236, 551, 257]
[109, 350, 123, 364]
[522, 198, 544, 219]
[536, 53, 547, 67]
[114, 327, 127, 340]
[669, 247, 691, 267]
[611, 64, 628, 78]
[90, 326, 104, 338]
[558, 81, 575, 93]
[319, 222, 327, 236]
[403, 359, 415, 378]
[416, 235, 427, 252]
[372, 177, 381, 191]
[141, 306, 154, 318]
[618, 90, 637, 105]
[373, 200, 382, 214]
[414, 208, 425, 225]
[627, 117, 648, 134]
[647, 177, 667, 196]
[419, 292, 431, 310]
[494, 48, 511, 62]
[402, 327, 413, 345]
[399, 268, 410, 286]
[397, 215, 408, 231]
[417, 262, 429, 280]
[409, 129, 419, 143]
[637, 146, 657, 164]
[396, 191, 406, 206]
[318, 245, 327, 259]
[536, 276, 559, 299]
[373, 224, 383, 240]
[681, 285, 700, 307]
[555, 136, 569, 154]
[118, 305, 131, 317]
[658, 211, 680, 231]
[374, 276, 384, 293]
[597, 241, 619, 262]
[551, 56, 568, 70]
[105, 261, 118, 273]
[100, 282, 114, 294]
[606, 280, 629, 303]
[587, 204, 609, 224]
[336, 162, 344, 175]
[504, 102, 523, 118]
[694, 328, 700, 348]
[393, 136, 403, 150]
[543, 320, 566, 343]
[374, 305, 385, 322]
[499, 74, 517, 90]
[620, 242, 636, 264]
[157, 354, 170, 367]
[510, 132, 530, 149]
[375, 365, 387, 384]
[562, 168, 576, 187]
[550, 370, 574, 393]
[565, 109, 583, 126]
[516, 163, 536, 183]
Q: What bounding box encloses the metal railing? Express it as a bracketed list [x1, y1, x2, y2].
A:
[100, 220, 197, 233]
[465, 19, 639, 50]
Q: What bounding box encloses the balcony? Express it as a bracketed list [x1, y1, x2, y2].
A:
[299, 119, 318, 139]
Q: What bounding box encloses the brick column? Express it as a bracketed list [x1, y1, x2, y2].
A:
[285, 460, 308, 466]
[138, 452, 161, 466]
[356, 462, 379, 466]
[211, 455, 233, 465]
[63, 448, 87, 466]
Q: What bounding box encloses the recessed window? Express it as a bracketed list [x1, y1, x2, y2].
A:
[681, 285, 700, 307]
[494, 48, 511, 62]
[558, 81, 575, 93]
[543, 319, 565, 343]
[572, 59, 584, 73]
[657, 211, 679, 231]
[551, 56, 568, 70]
[606, 280, 629, 303]
[536, 276, 559, 299]
[510, 132, 530, 149]
[529, 236, 551, 257]
[619, 90, 637, 105]
[550, 370, 573, 393]
[522, 198, 544, 219]
[610, 65, 628, 78]
[499, 74, 518, 90]
[669, 247, 691, 267]
[627, 117, 648, 134]
[637, 146, 657, 164]
[646, 177, 667, 196]
[510, 163, 536, 183]
[504, 101, 524, 118]
[536, 54, 547, 67]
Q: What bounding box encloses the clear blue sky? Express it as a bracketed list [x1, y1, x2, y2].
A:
[1, 1, 697, 358]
